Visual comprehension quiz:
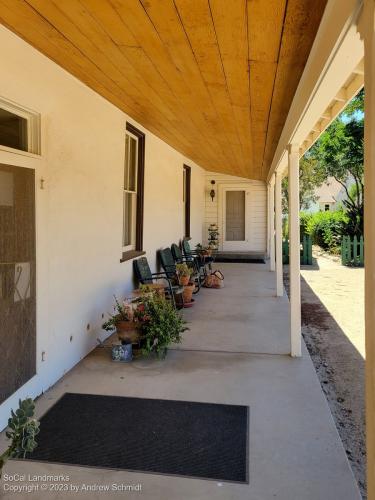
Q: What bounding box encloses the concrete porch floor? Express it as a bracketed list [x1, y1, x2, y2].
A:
[0, 264, 361, 499]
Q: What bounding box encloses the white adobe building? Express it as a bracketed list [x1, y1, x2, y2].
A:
[1, 0, 375, 497]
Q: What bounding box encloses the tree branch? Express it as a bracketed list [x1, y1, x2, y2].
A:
[332, 175, 357, 208]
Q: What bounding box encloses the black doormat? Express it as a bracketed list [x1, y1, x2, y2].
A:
[25, 393, 249, 483]
[215, 257, 265, 263]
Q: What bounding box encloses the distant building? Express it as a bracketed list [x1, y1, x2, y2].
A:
[305, 176, 354, 213]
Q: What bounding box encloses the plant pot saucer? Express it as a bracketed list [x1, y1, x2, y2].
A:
[183, 301, 194, 308]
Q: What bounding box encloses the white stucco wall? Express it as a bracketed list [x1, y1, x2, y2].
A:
[203, 173, 267, 253]
[0, 26, 205, 429]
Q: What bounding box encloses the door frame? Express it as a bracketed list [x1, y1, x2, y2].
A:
[218, 183, 251, 251]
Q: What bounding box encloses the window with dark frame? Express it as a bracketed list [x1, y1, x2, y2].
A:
[0, 108, 28, 152]
[121, 123, 145, 262]
[183, 165, 191, 239]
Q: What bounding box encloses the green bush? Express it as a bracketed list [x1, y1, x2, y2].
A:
[282, 217, 288, 239]
[283, 213, 313, 240]
[300, 212, 313, 236]
[304, 210, 348, 250]
[137, 294, 188, 358]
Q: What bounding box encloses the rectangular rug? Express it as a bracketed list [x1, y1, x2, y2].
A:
[25, 393, 249, 483]
[215, 257, 265, 263]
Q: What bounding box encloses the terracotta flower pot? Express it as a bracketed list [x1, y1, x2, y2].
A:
[179, 275, 190, 286]
[183, 283, 195, 303]
[116, 321, 140, 344]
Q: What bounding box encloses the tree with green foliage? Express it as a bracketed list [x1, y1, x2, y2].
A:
[282, 155, 326, 213]
[282, 89, 364, 237]
[344, 88, 364, 117]
[312, 117, 364, 236]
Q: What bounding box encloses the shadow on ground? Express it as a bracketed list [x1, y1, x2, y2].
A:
[284, 270, 366, 498]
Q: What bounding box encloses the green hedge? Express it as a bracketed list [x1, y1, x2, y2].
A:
[304, 210, 348, 251]
[284, 210, 349, 251]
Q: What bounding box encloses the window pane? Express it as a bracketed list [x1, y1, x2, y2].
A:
[123, 192, 133, 247]
[124, 135, 129, 190]
[183, 168, 186, 202]
[0, 109, 28, 152]
[128, 136, 137, 192]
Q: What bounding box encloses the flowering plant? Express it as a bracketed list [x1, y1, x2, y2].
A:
[102, 295, 135, 332]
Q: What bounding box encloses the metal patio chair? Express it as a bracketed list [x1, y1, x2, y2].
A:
[133, 256, 183, 309]
[159, 247, 200, 294]
[171, 243, 201, 292]
[182, 238, 214, 277]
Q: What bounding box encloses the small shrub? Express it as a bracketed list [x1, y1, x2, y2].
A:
[138, 294, 188, 358]
[282, 217, 289, 240]
[0, 398, 39, 477]
[283, 212, 314, 239]
[305, 210, 348, 251]
[300, 212, 313, 237]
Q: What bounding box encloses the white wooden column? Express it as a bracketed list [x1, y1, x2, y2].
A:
[275, 170, 284, 297]
[288, 144, 301, 357]
[269, 175, 275, 271]
[360, 1, 375, 496]
[266, 183, 271, 258]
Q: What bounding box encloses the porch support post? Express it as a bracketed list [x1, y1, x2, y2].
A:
[275, 170, 284, 297]
[360, 1, 375, 496]
[269, 175, 275, 271]
[288, 144, 301, 357]
[266, 183, 271, 258]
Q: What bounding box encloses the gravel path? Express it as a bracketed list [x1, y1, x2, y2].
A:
[284, 249, 366, 498]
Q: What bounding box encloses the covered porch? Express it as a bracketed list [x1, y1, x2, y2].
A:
[0, 0, 373, 497]
[1, 263, 361, 499]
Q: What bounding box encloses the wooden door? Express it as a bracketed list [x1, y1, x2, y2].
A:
[226, 191, 245, 241]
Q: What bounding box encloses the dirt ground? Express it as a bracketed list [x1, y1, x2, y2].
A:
[284, 248, 366, 498]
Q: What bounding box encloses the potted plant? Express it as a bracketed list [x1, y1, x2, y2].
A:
[135, 293, 188, 358]
[0, 398, 39, 478]
[102, 296, 140, 345]
[182, 282, 195, 304]
[133, 283, 165, 298]
[196, 243, 212, 257]
[176, 263, 193, 286]
[208, 223, 219, 250]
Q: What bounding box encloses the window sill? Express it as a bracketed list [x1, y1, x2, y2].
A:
[120, 250, 145, 263]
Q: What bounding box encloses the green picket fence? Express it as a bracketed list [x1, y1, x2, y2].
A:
[341, 235, 364, 266]
[282, 235, 313, 265]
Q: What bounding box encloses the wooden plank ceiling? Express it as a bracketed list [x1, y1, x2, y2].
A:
[0, 0, 327, 179]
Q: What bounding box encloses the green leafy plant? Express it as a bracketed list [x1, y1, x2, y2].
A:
[0, 398, 39, 477]
[102, 295, 134, 332]
[176, 263, 193, 278]
[208, 223, 219, 250]
[300, 212, 313, 237]
[195, 243, 212, 254]
[138, 294, 188, 358]
[305, 210, 348, 251]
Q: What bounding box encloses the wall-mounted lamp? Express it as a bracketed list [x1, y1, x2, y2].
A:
[210, 180, 216, 201]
